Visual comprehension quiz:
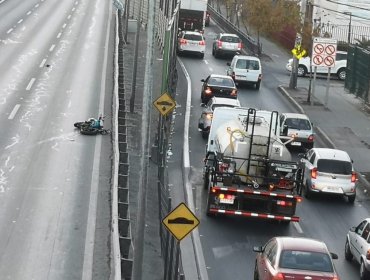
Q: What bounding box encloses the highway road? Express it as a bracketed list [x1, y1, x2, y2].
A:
[179, 24, 370, 279]
[0, 0, 113, 279]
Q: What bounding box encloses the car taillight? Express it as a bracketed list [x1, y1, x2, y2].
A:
[199, 40, 205, 46]
[332, 276, 340, 280]
[311, 168, 317, 179]
[351, 172, 357, 183]
[272, 273, 285, 280]
[308, 134, 314, 142]
[206, 113, 213, 120]
[180, 38, 187, 45]
[258, 74, 262, 80]
[238, 42, 242, 49]
[231, 72, 235, 80]
[276, 200, 293, 207]
[366, 249, 370, 260]
[217, 40, 222, 48]
[205, 87, 212, 95]
[231, 89, 237, 96]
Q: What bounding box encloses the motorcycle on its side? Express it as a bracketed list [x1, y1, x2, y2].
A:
[74, 116, 111, 135]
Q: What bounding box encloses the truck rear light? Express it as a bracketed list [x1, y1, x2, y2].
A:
[308, 134, 314, 142]
[238, 42, 242, 49]
[276, 200, 293, 207]
[351, 172, 357, 183]
[199, 40, 206, 46]
[366, 249, 370, 260]
[180, 38, 187, 45]
[272, 273, 285, 280]
[297, 197, 302, 203]
[205, 87, 212, 95]
[217, 40, 222, 48]
[231, 89, 237, 96]
[311, 168, 317, 179]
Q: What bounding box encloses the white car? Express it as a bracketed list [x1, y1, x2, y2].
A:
[298, 148, 356, 203]
[286, 50, 347, 80]
[345, 218, 370, 280]
[177, 31, 205, 58]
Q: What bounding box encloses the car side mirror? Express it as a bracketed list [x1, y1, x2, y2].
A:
[350, 226, 356, 232]
[201, 79, 205, 82]
[330, 252, 338, 260]
[253, 246, 263, 253]
[226, 62, 231, 66]
[201, 103, 206, 107]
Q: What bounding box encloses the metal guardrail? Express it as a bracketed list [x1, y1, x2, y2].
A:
[207, 4, 261, 56]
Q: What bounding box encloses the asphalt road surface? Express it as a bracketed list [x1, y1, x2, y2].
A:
[0, 0, 114, 279]
[179, 23, 370, 280]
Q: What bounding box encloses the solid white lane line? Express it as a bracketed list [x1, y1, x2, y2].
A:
[293, 221, 303, 234]
[39, 59, 47, 67]
[49, 44, 55, 52]
[67, 14, 71, 19]
[8, 104, 21, 120]
[26, 11, 31, 15]
[57, 32, 62, 38]
[18, 19, 23, 24]
[62, 23, 67, 28]
[26, 78, 36, 90]
[7, 28, 13, 34]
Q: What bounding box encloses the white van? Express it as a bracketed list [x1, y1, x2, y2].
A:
[226, 55, 262, 90]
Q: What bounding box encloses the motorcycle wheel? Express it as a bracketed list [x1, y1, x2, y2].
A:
[80, 127, 99, 135]
[74, 122, 84, 129]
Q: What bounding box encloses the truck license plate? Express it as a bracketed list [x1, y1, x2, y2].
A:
[220, 196, 235, 204]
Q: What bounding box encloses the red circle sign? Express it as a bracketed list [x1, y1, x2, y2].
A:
[324, 56, 335, 66]
[313, 55, 323, 65]
[314, 44, 324, 54]
[325, 45, 336, 55]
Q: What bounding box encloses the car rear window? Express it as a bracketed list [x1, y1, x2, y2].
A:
[208, 77, 234, 87]
[285, 118, 311, 130]
[279, 250, 334, 272]
[220, 36, 240, 43]
[317, 159, 352, 175]
[235, 59, 260, 70]
[183, 34, 203, 41]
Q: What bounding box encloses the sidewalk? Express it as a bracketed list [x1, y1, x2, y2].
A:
[214, 4, 370, 187]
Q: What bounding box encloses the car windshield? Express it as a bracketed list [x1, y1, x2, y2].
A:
[279, 250, 334, 272]
[285, 118, 311, 130]
[183, 34, 203, 41]
[211, 104, 238, 110]
[208, 77, 234, 87]
[235, 59, 260, 70]
[317, 159, 352, 175]
[221, 36, 240, 43]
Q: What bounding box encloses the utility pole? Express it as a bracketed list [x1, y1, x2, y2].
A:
[347, 12, 352, 45]
[289, 0, 307, 89]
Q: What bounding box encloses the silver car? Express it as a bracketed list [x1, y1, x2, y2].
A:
[177, 31, 205, 58]
[198, 97, 241, 138]
[212, 33, 242, 58]
[345, 218, 370, 280]
[280, 113, 314, 150]
[298, 148, 356, 203]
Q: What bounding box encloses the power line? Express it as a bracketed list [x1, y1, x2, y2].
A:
[323, 0, 370, 12]
[312, 3, 370, 21]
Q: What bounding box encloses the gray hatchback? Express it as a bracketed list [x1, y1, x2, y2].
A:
[212, 33, 242, 58]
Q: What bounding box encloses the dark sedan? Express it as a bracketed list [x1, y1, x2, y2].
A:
[200, 74, 237, 103]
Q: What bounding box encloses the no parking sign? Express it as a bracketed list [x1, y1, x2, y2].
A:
[311, 37, 337, 67]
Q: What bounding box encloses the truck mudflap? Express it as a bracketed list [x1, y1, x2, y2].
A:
[208, 209, 300, 222]
[206, 186, 302, 222]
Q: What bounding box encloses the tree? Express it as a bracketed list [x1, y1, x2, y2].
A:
[240, 0, 301, 53]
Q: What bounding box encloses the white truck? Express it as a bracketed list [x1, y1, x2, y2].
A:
[178, 0, 208, 32]
[203, 107, 303, 223]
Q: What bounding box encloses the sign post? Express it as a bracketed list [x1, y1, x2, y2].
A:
[311, 37, 337, 107]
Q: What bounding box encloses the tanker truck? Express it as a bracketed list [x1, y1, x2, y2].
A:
[203, 107, 303, 223]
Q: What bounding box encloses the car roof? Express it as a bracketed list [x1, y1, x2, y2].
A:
[312, 148, 351, 161]
[209, 74, 234, 80]
[277, 237, 329, 253]
[183, 31, 203, 35]
[233, 55, 260, 61]
[282, 113, 310, 120]
[210, 97, 240, 106]
[220, 33, 239, 38]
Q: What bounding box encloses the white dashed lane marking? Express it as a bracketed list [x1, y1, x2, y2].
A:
[39, 58, 47, 68]
[26, 11, 32, 15]
[67, 14, 71, 19]
[35, 3, 39, 8]
[18, 19, 23, 24]
[62, 23, 67, 28]
[209, 67, 213, 72]
[57, 32, 62, 38]
[293, 221, 303, 234]
[8, 104, 21, 120]
[49, 44, 55, 52]
[204, 60, 209, 64]
[7, 28, 13, 34]
[26, 78, 36, 90]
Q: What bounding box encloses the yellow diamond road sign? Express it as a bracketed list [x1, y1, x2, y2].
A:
[162, 203, 200, 241]
[291, 46, 307, 60]
[153, 92, 176, 116]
